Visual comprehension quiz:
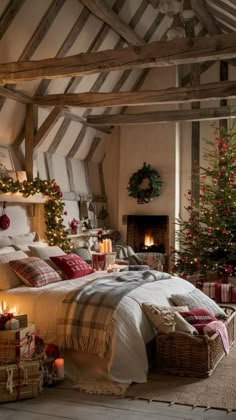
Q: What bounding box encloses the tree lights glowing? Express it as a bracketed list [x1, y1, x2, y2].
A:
[0, 177, 73, 253]
[174, 125, 236, 278]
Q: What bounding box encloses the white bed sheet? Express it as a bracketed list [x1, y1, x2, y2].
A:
[0, 271, 194, 384]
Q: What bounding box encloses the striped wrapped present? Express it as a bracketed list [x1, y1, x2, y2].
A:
[215, 283, 233, 303]
[202, 282, 216, 300]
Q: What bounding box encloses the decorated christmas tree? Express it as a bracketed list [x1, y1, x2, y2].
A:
[174, 124, 236, 279]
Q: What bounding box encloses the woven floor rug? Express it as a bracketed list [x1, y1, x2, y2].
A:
[125, 343, 236, 411]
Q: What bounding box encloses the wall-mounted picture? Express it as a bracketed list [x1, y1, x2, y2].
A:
[0, 146, 15, 172]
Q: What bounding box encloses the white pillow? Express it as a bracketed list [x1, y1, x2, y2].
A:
[0, 263, 24, 289]
[170, 288, 227, 319]
[11, 232, 36, 245]
[0, 250, 29, 264]
[14, 241, 47, 252]
[0, 237, 13, 247]
[0, 246, 16, 255]
[28, 245, 65, 260]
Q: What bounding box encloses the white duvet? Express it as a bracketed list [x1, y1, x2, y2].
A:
[0, 271, 195, 384]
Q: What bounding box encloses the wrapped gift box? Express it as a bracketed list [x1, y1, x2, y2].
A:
[0, 323, 35, 363]
[202, 282, 234, 303]
[215, 283, 233, 303]
[0, 360, 40, 402]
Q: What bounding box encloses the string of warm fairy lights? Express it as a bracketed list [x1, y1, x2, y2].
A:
[0, 177, 73, 253]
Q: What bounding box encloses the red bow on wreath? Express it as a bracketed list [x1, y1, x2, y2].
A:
[0, 202, 10, 230]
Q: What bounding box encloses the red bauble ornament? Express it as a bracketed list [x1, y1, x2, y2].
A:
[0, 202, 10, 230]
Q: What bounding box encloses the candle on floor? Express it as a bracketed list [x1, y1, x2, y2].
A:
[54, 358, 64, 378]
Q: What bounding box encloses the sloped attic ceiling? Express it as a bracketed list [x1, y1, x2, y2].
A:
[0, 0, 236, 173]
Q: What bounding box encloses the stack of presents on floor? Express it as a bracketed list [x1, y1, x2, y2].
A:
[201, 277, 236, 304]
[0, 311, 60, 403]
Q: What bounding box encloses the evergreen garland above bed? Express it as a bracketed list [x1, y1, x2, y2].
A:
[0, 177, 72, 253]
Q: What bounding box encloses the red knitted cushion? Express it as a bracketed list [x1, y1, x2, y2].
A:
[50, 254, 94, 279]
[179, 308, 217, 334]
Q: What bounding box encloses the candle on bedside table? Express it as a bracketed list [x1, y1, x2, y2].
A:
[54, 358, 64, 378]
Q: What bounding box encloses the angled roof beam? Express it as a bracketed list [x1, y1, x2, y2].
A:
[1, 32, 236, 84]
[191, 0, 219, 34]
[34, 6, 90, 97]
[87, 106, 236, 125]
[0, 0, 26, 40]
[34, 106, 62, 148]
[0, 86, 31, 103]
[79, 0, 144, 46]
[62, 109, 112, 134]
[33, 80, 236, 108]
[0, 0, 65, 110]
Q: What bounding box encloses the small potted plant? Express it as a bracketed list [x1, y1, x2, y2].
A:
[68, 218, 79, 234]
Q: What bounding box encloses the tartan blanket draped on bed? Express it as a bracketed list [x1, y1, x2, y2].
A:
[56, 270, 171, 357]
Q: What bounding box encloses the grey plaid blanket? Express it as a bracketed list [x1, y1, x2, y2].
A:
[56, 270, 171, 357]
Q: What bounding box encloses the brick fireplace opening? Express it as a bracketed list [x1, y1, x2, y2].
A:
[126, 215, 169, 256]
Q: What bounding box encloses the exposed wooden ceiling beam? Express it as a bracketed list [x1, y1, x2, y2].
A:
[0, 86, 31, 104]
[47, 117, 71, 154]
[19, 0, 65, 61]
[84, 136, 102, 161]
[0, 0, 65, 111]
[79, 0, 144, 46]
[62, 109, 112, 134]
[47, 1, 126, 156]
[34, 7, 90, 97]
[1, 32, 236, 84]
[0, 0, 26, 40]
[67, 126, 88, 159]
[86, 106, 236, 125]
[191, 0, 219, 35]
[34, 106, 62, 148]
[33, 80, 236, 108]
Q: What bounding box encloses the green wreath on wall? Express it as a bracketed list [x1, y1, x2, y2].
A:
[127, 162, 163, 204]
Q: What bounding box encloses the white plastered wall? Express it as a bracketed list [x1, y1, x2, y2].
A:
[103, 66, 178, 254]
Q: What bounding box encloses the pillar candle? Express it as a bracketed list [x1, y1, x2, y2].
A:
[103, 238, 107, 252]
[54, 358, 64, 378]
[99, 242, 104, 253]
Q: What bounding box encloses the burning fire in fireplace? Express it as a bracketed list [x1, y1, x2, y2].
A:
[144, 233, 154, 248]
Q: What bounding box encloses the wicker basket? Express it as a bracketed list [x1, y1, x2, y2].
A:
[155, 306, 235, 378]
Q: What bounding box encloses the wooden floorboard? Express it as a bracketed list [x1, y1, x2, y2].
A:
[0, 383, 235, 420]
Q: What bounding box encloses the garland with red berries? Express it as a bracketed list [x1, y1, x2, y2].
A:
[127, 162, 163, 204]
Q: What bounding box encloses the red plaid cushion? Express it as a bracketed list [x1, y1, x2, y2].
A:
[9, 257, 62, 287]
[50, 254, 94, 279]
[179, 309, 217, 334]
